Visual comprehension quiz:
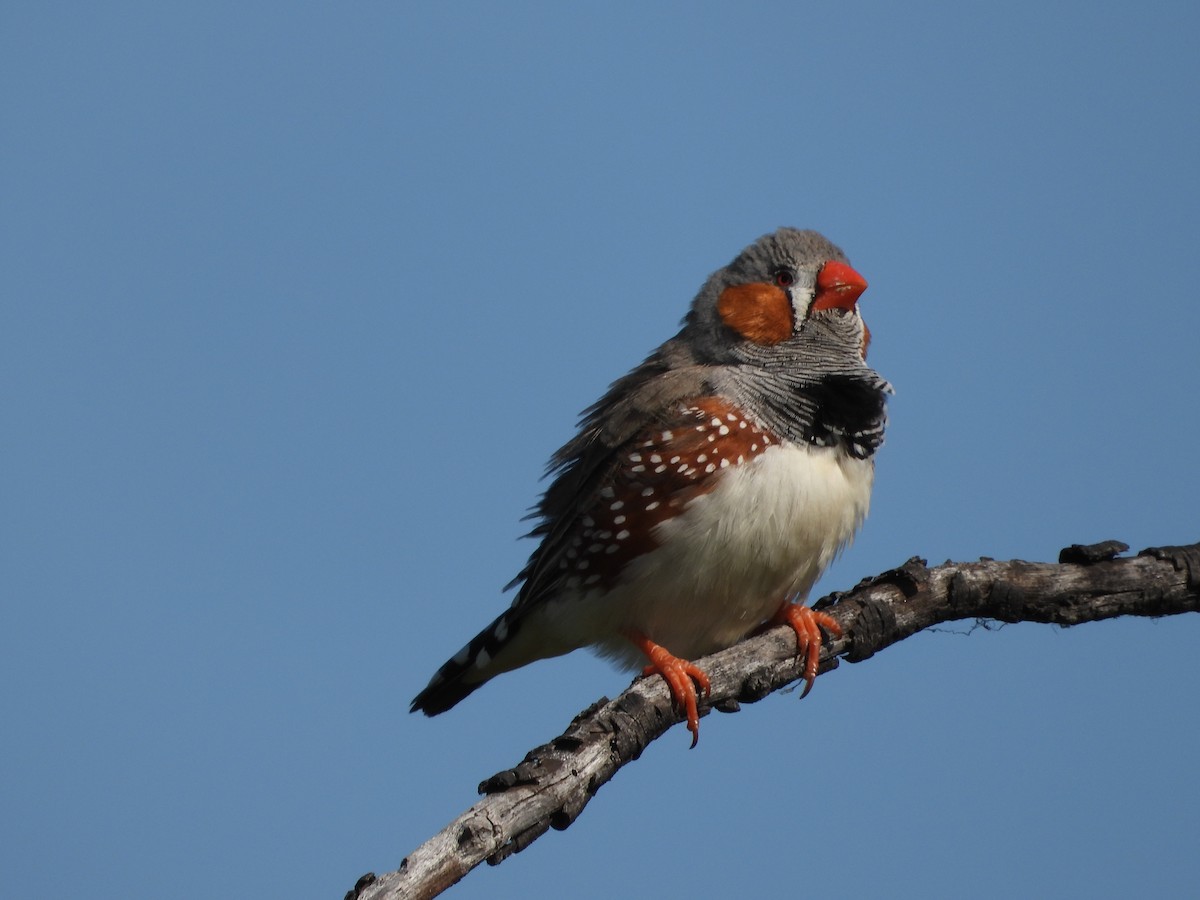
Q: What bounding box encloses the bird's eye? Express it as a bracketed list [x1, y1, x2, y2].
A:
[774, 269, 795, 288]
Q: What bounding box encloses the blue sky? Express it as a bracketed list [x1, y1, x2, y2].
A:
[3, 3, 1198, 898]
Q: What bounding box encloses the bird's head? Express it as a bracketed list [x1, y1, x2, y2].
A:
[684, 227, 872, 368]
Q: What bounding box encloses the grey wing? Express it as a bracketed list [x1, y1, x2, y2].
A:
[506, 338, 712, 613]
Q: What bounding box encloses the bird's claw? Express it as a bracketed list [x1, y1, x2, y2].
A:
[773, 604, 842, 698]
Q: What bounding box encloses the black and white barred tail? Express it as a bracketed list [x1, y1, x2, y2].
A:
[409, 608, 526, 716]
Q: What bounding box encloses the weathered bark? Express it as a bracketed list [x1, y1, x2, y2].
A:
[348, 540, 1200, 900]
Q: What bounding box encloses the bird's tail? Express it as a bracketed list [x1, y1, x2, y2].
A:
[410, 607, 529, 716]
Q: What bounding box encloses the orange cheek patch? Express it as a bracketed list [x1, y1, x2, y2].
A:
[717, 282, 793, 345]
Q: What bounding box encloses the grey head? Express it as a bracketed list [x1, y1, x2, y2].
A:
[683, 227, 854, 364]
[560, 227, 888, 457]
[679, 227, 891, 456]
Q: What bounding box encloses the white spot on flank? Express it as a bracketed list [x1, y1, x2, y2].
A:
[613, 515, 626, 524]
[650, 454, 662, 464]
[654, 464, 667, 473]
[584, 573, 602, 585]
[600, 486, 615, 499]
[720, 458, 730, 468]
[661, 431, 673, 441]
[707, 434, 716, 443]
[588, 543, 603, 553]
[705, 463, 716, 473]
[452, 646, 471, 665]
[739, 421, 747, 429]
[646, 501, 660, 511]
[616, 530, 631, 540]
[493, 618, 509, 641]
[610, 500, 624, 511]
[711, 417, 722, 427]
[629, 453, 642, 462]
[631, 465, 646, 473]
[670, 456, 681, 464]
[696, 453, 707, 463]
[719, 425, 730, 435]
[606, 544, 620, 554]
[726, 413, 738, 422]
[678, 464, 689, 473]
[750, 444, 758, 452]
[474, 648, 491, 668]
[641, 487, 654, 496]
[582, 516, 595, 527]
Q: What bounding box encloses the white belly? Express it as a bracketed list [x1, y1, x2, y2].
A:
[538, 442, 873, 669]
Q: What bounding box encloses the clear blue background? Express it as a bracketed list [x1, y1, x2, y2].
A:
[3, 3, 1198, 898]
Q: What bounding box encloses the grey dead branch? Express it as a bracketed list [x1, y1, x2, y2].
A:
[348, 540, 1200, 900]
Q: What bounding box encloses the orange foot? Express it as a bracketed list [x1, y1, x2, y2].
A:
[772, 604, 842, 699]
[623, 630, 711, 748]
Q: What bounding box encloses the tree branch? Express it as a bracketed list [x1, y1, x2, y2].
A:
[348, 540, 1200, 900]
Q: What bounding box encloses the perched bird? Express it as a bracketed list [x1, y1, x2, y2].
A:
[411, 228, 891, 745]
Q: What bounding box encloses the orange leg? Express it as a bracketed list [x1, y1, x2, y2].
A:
[623, 629, 711, 748]
[772, 604, 842, 699]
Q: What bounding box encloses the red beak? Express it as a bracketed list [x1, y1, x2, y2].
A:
[811, 260, 868, 311]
